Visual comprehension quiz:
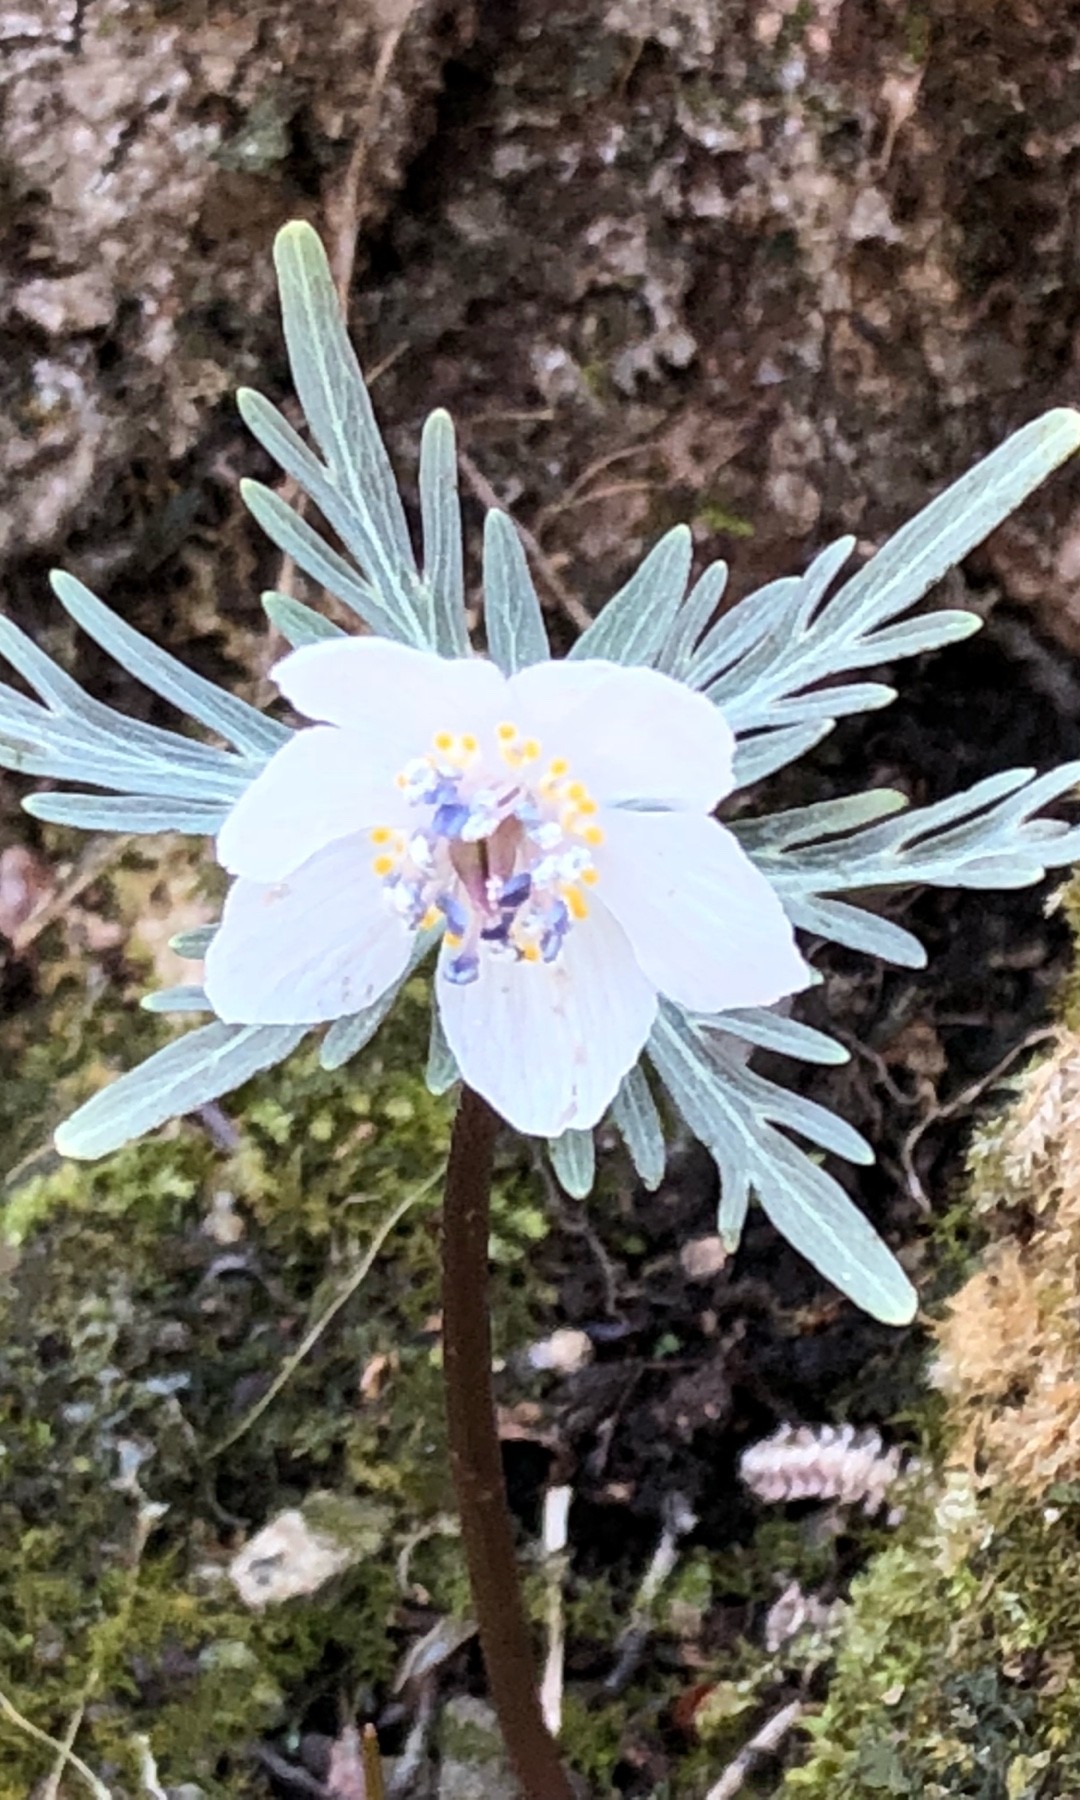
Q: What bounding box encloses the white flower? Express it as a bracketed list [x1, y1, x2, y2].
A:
[203, 637, 810, 1136]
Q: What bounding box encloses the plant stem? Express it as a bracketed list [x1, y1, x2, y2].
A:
[441, 1086, 576, 1800]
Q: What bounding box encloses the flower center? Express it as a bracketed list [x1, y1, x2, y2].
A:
[369, 722, 604, 985]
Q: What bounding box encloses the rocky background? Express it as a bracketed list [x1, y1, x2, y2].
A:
[4, 2, 1080, 1796]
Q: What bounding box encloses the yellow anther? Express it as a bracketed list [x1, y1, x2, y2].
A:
[445, 931, 462, 949]
[548, 757, 569, 778]
[372, 854, 396, 877]
[497, 722, 518, 742]
[583, 825, 604, 846]
[520, 737, 541, 761]
[581, 867, 599, 886]
[395, 773, 408, 789]
[370, 826, 392, 845]
[563, 886, 589, 922]
[576, 797, 598, 816]
[420, 905, 441, 931]
[460, 733, 478, 754]
[434, 730, 454, 752]
[521, 943, 542, 963]
[566, 780, 587, 802]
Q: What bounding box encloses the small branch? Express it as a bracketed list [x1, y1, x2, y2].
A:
[441, 1086, 575, 1800]
[704, 1699, 805, 1800]
[899, 1024, 1056, 1210]
[208, 1172, 440, 1456]
[604, 1492, 696, 1695]
[362, 1724, 386, 1800]
[539, 1484, 573, 1736]
[0, 1687, 111, 1800]
[12, 832, 133, 955]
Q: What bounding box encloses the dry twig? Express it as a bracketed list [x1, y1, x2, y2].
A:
[208, 1171, 441, 1456]
[899, 1025, 1056, 1210]
[703, 1699, 806, 1800]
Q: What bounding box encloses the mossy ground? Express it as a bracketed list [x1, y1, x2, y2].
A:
[0, 844, 551, 1795]
[780, 880, 1080, 1800]
[4, 854, 1080, 1797]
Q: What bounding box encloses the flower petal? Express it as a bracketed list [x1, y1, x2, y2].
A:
[506, 658, 735, 810]
[217, 725, 412, 882]
[594, 809, 811, 1013]
[436, 900, 657, 1135]
[275, 638, 507, 738]
[204, 834, 413, 1024]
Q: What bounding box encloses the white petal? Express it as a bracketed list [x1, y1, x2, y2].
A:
[204, 834, 413, 1024]
[506, 658, 735, 810]
[275, 638, 507, 741]
[436, 901, 657, 1136]
[217, 726, 411, 882]
[594, 810, 811, 1013]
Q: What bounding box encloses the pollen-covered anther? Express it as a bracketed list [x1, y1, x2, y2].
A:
[374, 719, 609, 976]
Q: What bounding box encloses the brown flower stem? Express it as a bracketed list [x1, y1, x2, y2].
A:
[441, 1085, 576, 1800]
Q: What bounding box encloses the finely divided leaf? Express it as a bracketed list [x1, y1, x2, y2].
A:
[0, 610, 260, 811]
[693, 409, 1080, 778]
[169, 925, 217, 958]
[695, 1007, 849, 1066]
[274, 222, 415, 578]
[654, 561, 729, 679]
[51, 572, 288, 760]
[426, 1005, 460, 1095]
[240, 470, 404, 640]
[140, 986, 212, 1014]
[55, 1022, 307, 1160]
[610, 1063, 666, 1190]
[419, 409, 469, 657]
[319, 982, 403, 1072]
[752, 765, 1080, 902]
[547, 1127, 596, 1199]
[261, 590, 347, 648]
[263, 222, 428, 647]
[649, 1008, 916, 1325]
[483, 510, 549, 674]
[23, 793, 229, 835]
[571, 525, 693, 666]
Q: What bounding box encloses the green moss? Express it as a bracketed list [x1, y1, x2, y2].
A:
[783, 1491, 1080, 1798]
[0, 936, 552, 1794]
[696, 502, 756, 541]
[559, 1693, 634, 1794]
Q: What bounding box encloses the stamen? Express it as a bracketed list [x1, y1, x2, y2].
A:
[437, 892, 469, 937]
[499, 872, 532, 906]
[432, 801, 471, 839]
[445, 949, 480, 985]
[382, 723, 602, 976]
